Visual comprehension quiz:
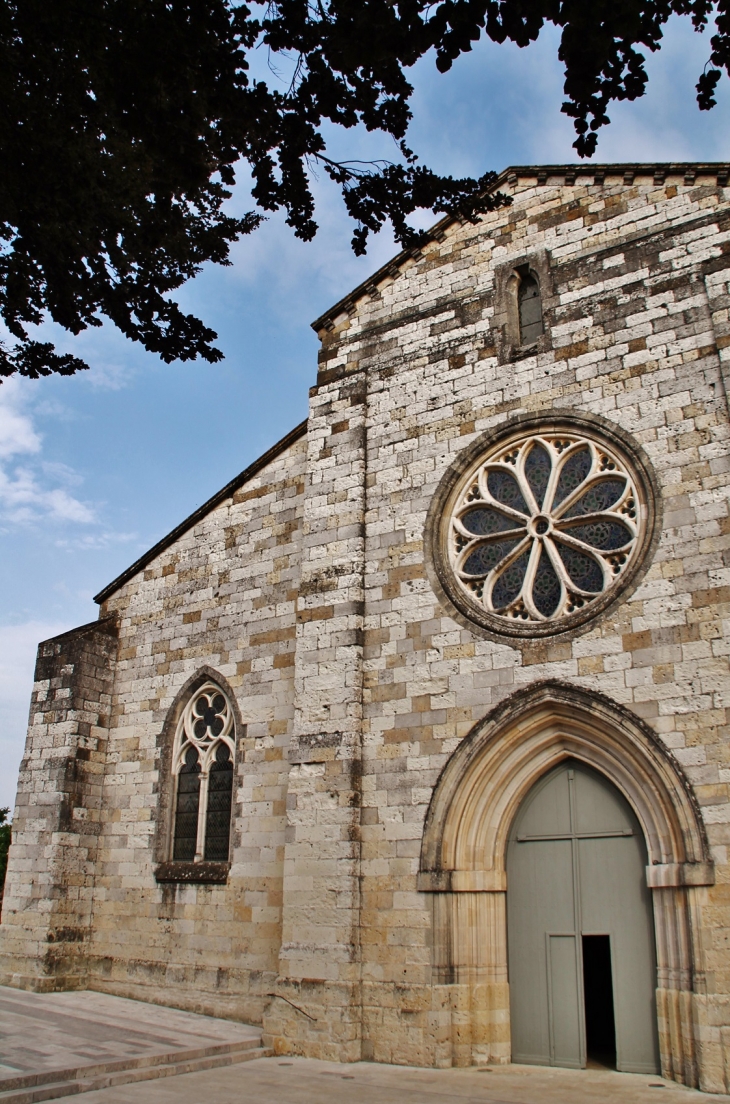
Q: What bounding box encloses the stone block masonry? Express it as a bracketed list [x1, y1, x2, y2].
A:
[1, 164, 730, 1091]
[0, 618, 118, 990]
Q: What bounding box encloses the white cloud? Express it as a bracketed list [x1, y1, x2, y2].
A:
[0, 379, 96, 525]
[0, 620, 71, 811]
[0, 466, 95, 524]
[0, 380, 41, 459]
[86, 357, 134, 391]
[223, 170, 401, 308]
[54, 529, 138, 550]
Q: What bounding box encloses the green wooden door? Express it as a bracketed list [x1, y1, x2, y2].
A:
[506, 761, 659, 1073]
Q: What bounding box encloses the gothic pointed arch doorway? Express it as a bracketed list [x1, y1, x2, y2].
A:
[507, 759, 659, 1072]
[418, 681, 714, 1086]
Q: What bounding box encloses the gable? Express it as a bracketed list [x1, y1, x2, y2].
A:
[312, 162, 730, 350]
[94, 419, 307, 604]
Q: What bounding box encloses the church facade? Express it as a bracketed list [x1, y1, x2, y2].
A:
[2, 163, 730, 1091]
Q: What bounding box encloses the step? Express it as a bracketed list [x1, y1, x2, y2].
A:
[0, 1040, 270, 1104]
[0, 1035, 262, 1093]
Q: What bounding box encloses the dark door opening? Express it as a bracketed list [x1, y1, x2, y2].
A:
[582, 935, 617, 1069]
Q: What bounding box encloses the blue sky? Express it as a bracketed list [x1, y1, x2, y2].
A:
[1, 16, 728, 809]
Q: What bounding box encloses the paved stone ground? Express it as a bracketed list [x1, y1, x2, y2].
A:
[2, 987, 728, 1103]
[53, 1056, 730, 1104]
[0, 986, 259, 1080]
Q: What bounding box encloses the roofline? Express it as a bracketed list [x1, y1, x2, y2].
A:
[38, 615, 119, 647]
[310, 161, 730, 333]
[94, 419, 308, 605]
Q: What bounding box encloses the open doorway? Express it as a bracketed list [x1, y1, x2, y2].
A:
[583, 935, 616, 1069]
[507, 760, 659, 1071]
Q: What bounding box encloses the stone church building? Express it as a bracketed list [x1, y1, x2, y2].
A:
[2, 163, 730, 1091]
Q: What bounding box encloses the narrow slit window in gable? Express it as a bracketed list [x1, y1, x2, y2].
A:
[518, 271, 544, 345]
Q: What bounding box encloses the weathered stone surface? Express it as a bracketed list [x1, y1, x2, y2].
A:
[2, 164, 730, 1089]
[0, 618, 118, 990]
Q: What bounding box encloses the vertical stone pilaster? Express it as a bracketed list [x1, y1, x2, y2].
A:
[265, 363, 367, 1058]
[703, 256, 730, 414]
[0, 618, 118, 990]
[428, 891, 510, 1067]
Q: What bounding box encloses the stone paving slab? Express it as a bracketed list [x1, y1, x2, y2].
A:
[0, 987, 259, 1082]
[49, 1055, 730, 1104]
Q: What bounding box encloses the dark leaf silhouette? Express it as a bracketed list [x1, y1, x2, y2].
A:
[0, 0, 726, 377]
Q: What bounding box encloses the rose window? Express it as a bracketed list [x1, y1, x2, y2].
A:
[448, 432, 645, 625]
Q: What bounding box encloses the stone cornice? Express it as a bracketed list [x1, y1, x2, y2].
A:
[310, 161, 730, 335]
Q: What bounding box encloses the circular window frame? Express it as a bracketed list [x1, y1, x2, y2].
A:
[425, 411, 661, 640]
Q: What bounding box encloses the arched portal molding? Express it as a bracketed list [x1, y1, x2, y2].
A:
[418, 681, 712, 1083]
[419, 680, 712, 892]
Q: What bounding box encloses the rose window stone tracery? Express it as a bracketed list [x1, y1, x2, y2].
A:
[448, 432, 645, 626]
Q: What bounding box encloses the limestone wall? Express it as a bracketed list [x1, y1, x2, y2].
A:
[0, 619, 118, 990]
[266, 170, 730, 1085]
[2, 166, 730, 1089]
[84, 431, 307, 1022]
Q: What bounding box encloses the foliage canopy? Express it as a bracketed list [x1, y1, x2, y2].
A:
[1, 0, 727, 378]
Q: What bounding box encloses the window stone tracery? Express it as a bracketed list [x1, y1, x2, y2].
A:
[171, 682, 235, 863]
[429, 418, 657, 638]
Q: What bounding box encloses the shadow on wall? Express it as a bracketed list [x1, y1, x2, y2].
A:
[0, 809, 10, 901]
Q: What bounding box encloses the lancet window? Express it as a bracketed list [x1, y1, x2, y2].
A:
[517, 269, 544, 345]
[171, 682, 235, 863]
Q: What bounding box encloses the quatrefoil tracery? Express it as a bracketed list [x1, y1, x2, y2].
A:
[449, 433, 643, 624]
[174, 682, 234, 774]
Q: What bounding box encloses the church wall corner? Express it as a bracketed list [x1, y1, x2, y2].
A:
[0, 617, 119, 990]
